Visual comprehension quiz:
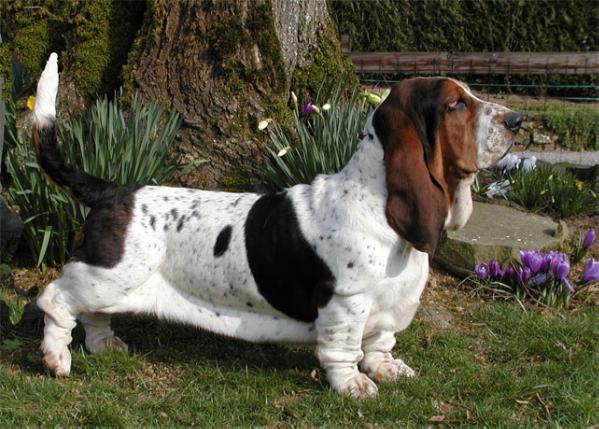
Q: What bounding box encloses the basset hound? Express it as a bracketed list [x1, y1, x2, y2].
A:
[34, 54, 521, 398]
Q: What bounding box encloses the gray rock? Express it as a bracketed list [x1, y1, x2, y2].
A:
[435, 202, 568, 277]
[417, 305, 453, 329]
[532, 132, 552, 145]
[0, 198, 23, 262]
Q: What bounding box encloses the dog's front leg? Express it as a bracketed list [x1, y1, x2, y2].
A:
[360, 330, 416, 383]
[315, 294, 377, 398]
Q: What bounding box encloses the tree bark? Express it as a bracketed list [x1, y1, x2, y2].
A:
[126, 0, 344, 189]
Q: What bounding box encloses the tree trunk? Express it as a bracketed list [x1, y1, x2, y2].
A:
[126, 0, 350, 189]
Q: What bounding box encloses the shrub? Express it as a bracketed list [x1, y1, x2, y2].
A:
[5, 94, 186, 267]
[506, 164, 596, 218]
[331, 0, 598, 98]
[509, 101, 599, 151]
[262, 89, 374, 190]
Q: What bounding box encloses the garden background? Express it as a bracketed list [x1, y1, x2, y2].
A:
[0, 0, 598, 426]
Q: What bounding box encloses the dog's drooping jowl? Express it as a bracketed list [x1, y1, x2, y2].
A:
[34, 53, 521, 398]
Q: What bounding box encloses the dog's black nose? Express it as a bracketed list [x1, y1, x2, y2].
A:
[504, 112, 523, 133]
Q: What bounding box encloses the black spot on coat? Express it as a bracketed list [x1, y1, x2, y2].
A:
[177, 216, 186, 232]
[214, 225, 233, 257]
[245, 193, 335, 322]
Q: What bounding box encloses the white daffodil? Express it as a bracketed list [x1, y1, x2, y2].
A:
[322, 102, 331, 111]
[312, 105, 320, 113]
[380, 88, 391, 102]
[277, 146, 291, 157]
[291, 91, 298, 106]
[258, 118, 272, 130]
[366, 93, 382, 105]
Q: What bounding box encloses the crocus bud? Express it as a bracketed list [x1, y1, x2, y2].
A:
[488, 260, 503, 278]
[582, 228, 596, 250]
[581, 258, 599, 283]
[301, 103, 315, 116]
[503, 267, 515, 279]
[551, 260, 570, 282]
[475, 263, 489, 280]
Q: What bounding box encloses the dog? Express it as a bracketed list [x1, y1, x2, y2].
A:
[34, 53, 521, 398]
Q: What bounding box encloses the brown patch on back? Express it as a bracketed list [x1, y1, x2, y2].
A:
[71, 186, 139, 268]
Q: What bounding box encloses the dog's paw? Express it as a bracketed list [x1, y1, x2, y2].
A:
[86, 335, 129, 354]
[336, 373, 378, 399]
[367, 358, 415, 383]
[42, 347, 71, 377]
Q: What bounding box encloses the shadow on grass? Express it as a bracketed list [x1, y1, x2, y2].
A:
[112, 314, 319, 371]
[3, 309, 319, 382]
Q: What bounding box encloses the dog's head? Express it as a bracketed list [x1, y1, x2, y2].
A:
[373, 77, 522, 254]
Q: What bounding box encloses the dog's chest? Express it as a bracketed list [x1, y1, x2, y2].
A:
[365, 248, 429, 334]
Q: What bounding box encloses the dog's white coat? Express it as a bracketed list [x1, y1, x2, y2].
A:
[36, 54, 516, 398]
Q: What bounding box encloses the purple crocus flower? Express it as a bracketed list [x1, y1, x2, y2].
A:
[475, 263, 489, 280]
[503, 266, 515, 279]
[516, 267, 532, 284]
[542, 251, 565, 272]
[520, 250, 544, 274]
[581, 258, 599, 283]
[549, 257, 570, 282]
[547, 250, 567, 263]
[301, 102, 316, 116]
[582, 228, 596, 250]
[551, 259, 570, 282]
[540, 254, 551, 272]
[488, 259, 503, 278]
[527, 273, 549, 286]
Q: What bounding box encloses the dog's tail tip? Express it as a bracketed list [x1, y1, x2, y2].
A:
[32, 53, 59, 128]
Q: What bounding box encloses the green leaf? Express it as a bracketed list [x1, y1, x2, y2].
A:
[37, 226, 53, 267]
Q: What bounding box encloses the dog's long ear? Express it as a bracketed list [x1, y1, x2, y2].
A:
[373, 81, 449, 255]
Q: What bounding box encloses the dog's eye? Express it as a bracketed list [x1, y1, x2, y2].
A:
[447, 100, 466, 112]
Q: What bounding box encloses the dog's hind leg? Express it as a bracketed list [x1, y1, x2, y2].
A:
[78, 312, 128, 354]
[37, 279, 77, 377]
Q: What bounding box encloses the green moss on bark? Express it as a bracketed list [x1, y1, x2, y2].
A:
[291, 26, 357, 99]
[0, 1, 61, 96]
[64, 0, 144, 97]
[0, 0, 143, 100]
[206, 1, 287, 97]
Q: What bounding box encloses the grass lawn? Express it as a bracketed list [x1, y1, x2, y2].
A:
[0, 273, 597, 427]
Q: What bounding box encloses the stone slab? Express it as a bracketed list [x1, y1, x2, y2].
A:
[435, 202, 568, 277]
[511, 150, 599, 167]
